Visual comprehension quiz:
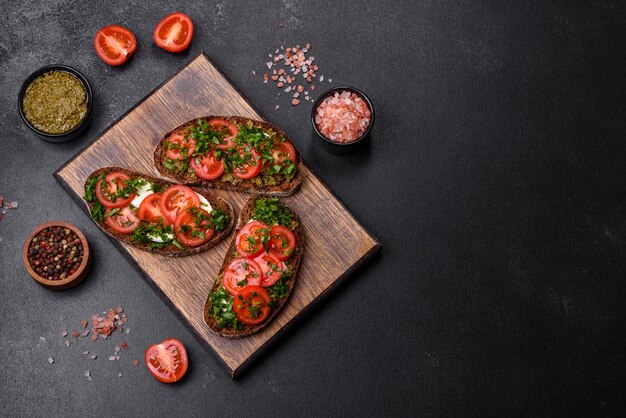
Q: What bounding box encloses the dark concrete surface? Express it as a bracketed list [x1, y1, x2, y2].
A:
[1, 0, 625, 416]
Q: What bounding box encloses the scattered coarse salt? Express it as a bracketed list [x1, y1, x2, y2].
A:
[260, 43, 332, 110]
[85, 370, 92, 381]
[64, 340, 70, 347]
[40, 336, 46, 342]
[108, 356, 116, 361]
[48, 357, 54, 364]
[90, 354, 97, 360]
[83, 351, 89, 355]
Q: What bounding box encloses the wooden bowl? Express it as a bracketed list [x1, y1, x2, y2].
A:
[23, 221, 91, 290]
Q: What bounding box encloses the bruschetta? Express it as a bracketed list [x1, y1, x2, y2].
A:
[83, 167, 234, 256]
[154, 117, 302, 196]
[204, 196, 304, 337]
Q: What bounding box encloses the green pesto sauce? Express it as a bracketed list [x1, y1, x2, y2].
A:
[22, 71, 87, 134]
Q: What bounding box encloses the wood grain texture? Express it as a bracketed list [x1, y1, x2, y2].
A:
[54, 52, 381, 377]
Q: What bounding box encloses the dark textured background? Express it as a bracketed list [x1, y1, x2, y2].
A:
[1, 0, 625, 416]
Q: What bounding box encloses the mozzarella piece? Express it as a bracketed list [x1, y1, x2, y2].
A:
[147, 232, 174, 243]
[130, 180, 154, 208]
[198, 194, 212, 212]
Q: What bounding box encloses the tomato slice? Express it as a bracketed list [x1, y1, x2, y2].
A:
[233, 286, 271, 325]
[95, 172, 136, 209]
[159, 185, 200, 224]
[271, 141, 297, 164]
[173, 207, 214, 247]
[254, 252, 286, 287]
[235, 221, 270, 259]
[232, 146, 262, 180]
[153, 12, 194, 53]
[105, 206, 140, 234]
[209, 119, 238, 150]
[137, 193, 165, 224]
[94, 25, 137, 66]
[144, 338, 188, 383]
[190, 151, 224, 180]
[165, 132, 196, 160]
[223, 258, 263, 296]
[269, 225, 297, 261]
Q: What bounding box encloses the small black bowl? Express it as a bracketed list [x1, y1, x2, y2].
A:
[18, 65, 93, 143]
[311, 86, 374, 154]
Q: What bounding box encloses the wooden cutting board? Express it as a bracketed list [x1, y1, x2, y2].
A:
[54, 52, 381, 378]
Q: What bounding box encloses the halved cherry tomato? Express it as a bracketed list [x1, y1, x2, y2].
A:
[165, 132, 196, 160]
[159, 185, 200, 224]
[173, 207, 214, 247]
[190, 152, 224, 180]
[232, 146, 262, 180]
[144, 338, 188, 383]
[96, 172, 136, 209]
[105, 206, 140, 234]
[153, 12, 194, 53]
[269, 225, 297, 261]
[233, 286, 271, 325]
[271, 141, 297, 164]
[94, 25, 137, 66]
[254, 252, 286, 287]
[223, 258, 263, 296]
[137, 193, 165, 224]
[235, 221, 269, 259]
[209, 119, 238, 150]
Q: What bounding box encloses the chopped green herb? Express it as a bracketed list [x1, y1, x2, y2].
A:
[208, 286, 243, 330]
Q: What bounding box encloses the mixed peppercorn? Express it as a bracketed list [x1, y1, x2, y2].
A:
[28, 226, 84, 280]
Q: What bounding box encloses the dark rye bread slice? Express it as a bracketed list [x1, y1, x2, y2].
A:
[84, 166, 235, 257]
[154, 116, 303, 196]
[204, 196, 304, 337]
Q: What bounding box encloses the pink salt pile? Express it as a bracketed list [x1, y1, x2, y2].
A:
[314, 91, 371, 143]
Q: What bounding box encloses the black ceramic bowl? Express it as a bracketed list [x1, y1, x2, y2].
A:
[18, 65, 93, 143]
[311, 86, 374, 154]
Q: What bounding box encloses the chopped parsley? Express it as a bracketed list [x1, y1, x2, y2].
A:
[208, 286, 243, 330]
[253, 197, 295, 228]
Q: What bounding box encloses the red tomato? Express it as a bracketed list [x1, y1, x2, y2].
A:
[159, 185, 200, 224]
[190, 152, 224, 180]
[271, 141, 297, 164]
[269, 225, 297, 261]
[235, 221, 270, 259]
[173, 207, 214, 247]
[223, 258, 263, 296]
[254, 252, 286, 287]
[233, 286, 271, 325]
[137, 193, 165, 224]
[95, 172, 135, 209]
[105, 206, 140, 234]
[94, 25, 137, 66]
[233, 146, 262, 180]
[153, 12, 194, 53]
[209, 119, 238, 150]
[165, 132, 196, 160]
[144, 338, 188, 383]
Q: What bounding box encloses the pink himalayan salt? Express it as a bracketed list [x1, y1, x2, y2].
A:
[314, 91, 371, 143]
